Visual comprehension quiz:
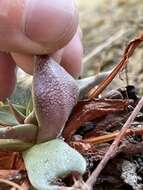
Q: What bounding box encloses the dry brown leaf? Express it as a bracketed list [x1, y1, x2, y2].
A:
[63, 99, 129, 140]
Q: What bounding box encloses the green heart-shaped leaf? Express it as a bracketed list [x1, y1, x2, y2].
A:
[23, 139, 86, 190]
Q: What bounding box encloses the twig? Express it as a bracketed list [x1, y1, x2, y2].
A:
[79, 127, 143, 144]
[83, 29, 125, 64]
[86, 97, 143, 188]
[0, 178, 23, 190]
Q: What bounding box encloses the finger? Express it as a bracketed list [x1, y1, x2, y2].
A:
[11, 53, 34, 75]
[50, 49, 64, 64]
[61, 29, 83, 78]
[0, 52, 16, 101]
[0, 0, 78, 54]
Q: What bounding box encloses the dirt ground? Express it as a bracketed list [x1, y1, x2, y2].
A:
[77, 0, 143, 95]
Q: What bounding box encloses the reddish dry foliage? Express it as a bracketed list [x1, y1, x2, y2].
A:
[0, 151, 25, 184]
[0, 152, 24, 170]
[63, 99, 129, 140]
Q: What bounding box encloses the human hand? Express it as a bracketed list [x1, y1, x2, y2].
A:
[0, 0, 83, 101]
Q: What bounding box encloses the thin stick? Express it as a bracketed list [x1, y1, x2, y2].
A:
[86, 97, 143, 188]
[83, 29, 125, 64]
[0, 178, 23, 190]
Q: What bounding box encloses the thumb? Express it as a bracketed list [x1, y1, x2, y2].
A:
[0, 0, 78, 54]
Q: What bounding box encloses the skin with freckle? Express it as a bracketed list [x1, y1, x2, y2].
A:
[33, 57, 79, 142]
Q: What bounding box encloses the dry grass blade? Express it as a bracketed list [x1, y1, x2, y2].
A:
[60, 177, 90, 190]
[0, 178, 23, 190]
[86, 97, 143, 188]
[63, 99, 128, 140]
[88, 34, 143, 99]
[79, 127, 143, 144]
